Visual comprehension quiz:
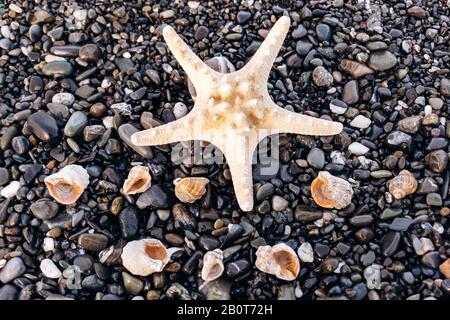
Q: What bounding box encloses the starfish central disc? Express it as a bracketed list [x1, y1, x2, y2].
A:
[131, 16, 344, 211]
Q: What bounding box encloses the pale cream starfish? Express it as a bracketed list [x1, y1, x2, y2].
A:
[131, 16, 343, 211]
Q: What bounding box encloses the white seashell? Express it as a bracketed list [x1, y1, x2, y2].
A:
[201, 249, 224, 282]
[44, 165, 90, 205]
[123, 166, 152, 195]
[121, 238, 170, 276]
[0, 181, 21, 198]
[311, 171, 353, 209]
[255, 243, 300, 281]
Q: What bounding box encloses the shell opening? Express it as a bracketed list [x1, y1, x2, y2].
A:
[273, 250, 297, 278]
[311, 176, 333, 208]
[145, 243, 168, 261]
[47, 179, 78, 203]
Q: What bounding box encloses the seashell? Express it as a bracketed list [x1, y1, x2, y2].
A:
[121, 238, 169, 276]
[387, 169, 417, 199]
[255, 243, 300, 281]
[44, 165, 89, 205]
[123, 166, 152, 195]
[310, 171, 353, 209]
[201, 249, 224, 282]
[174, 177, 209, 203]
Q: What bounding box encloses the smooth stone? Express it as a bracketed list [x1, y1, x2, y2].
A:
[11, 136, 29, 155]
[52, 92, 75, 106]
[119, 207, 139, 240]
[366, 41, 388, 51]
[339, 59, 374, 78]
[350, 215, 374, 227]
[380, 208, 403, 220]
[41, 61, 73, 76]
[426, 193, 442, 206]
[0, 285, 18, 300]
[194, 26, 209, 41]
[1, 126, 18, 151]
[0, 257, 26, 283]
[40, 258, 62, 279]
[342, 80, 359, 105]
[292, 25, 307, 38]
[28, 111, 59, 142]
[297, 242, 314, 263]
[256, 183, 274, 201]
[29, 76, 43, 93]
[389, 217, 414, 231]
[272, 195, 289, 211]
[0, 168, 9, 186]
[407, 6, 428, 18]
[382, 231, 401, 257]
[79, 44, 102, 62]
[122, 272, 144, 295]
[422, 251, 440, 269]
[64, 111, 88, 137]
[296, 40, 313, 55]
[136, 185, 173, 209]
[236, 11, 252, 24]
[81, 275, 105, 291]
[350, 115, 371, 129]
[348, 142, 369, 155]
[50, 45, 80, 57]
[368, 50, 397, 71]
[225, 259, 251, 278]
[307, 147, 325, 169]
[118, 124, 153, 159]
[429, 97, 443, 110]
[387, 131, 412, 146]
[316, 23, 331, 42]
[30, 199, 59, 220]
[355, 228, 375, 243]
[330, 99, 348, 114]
[295, 205, 323, 222]
[83, 125, 106, 142]
[0, 181, 21, 198]
[78, 234, 109, 252]
[198, 235, 220, 251]
[425, 150, 448, 173]
[28, 25, 42, 42]
[426, 137, 448, 151]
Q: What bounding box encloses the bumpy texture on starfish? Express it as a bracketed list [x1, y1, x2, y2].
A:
[131, 16, 343, 211]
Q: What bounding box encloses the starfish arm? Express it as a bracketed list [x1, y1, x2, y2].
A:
[267, 104, 344, 136]
[131, 115, 196, 146]
[163, 26, 213, 82]
[240, 16, 291, 80]
[213, 132, 259, 212]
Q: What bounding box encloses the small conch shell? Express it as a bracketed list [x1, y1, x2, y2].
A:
[44, 164, 90, 205]
[311, 171, 353, 209]
[121, 238, 169, 276]
[387, 170, 417, 199]
[201, 249, 224, 282]
[255, 243, 300, 281]
[174, 177, 209, 203]
[123, 166, 152, 195]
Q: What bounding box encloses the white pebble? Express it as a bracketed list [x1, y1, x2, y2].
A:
[0, 181, 21, 198]
[330, 104, 347, 115]
[424, 105, 432, 115]
[364, 264, 381, 289]
[330, 150, 346, 165]
[9, 4, 23, 14]
[350, 115, 372, 129]
[45, 55, 67, 63]
[123, 52, 131, 59]
[433, 222, 444, 234]
[73, 9, 87, 21]
[101, 78, 112, 89]
[1, 26, 11, 39]
[102, 116, 115, 129]
[52, 92, 75, 106]
[348, 142, 369, 155]
[40, 258, 62, 279]
[156, 209, 170, 221]
[294, 285, 303, 299]
[297, 242, 314, 263]
[43, 237, 55, 252]
[173, 102, 188, 119]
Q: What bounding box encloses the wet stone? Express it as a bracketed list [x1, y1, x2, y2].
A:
[30, 199, 59, 220]
[119, 207, 139, 240]
[78, 234, 109, 252]
[382, 231, 401, 257]
[0, 257, 26, 284]
[368, 50, 397, 71]
[118, 124, 153, 159]
[64, 111, 88, 137]
[27, 111, 59, 142]
[79, 44, 102, 62]
[136, 185, 173, 209]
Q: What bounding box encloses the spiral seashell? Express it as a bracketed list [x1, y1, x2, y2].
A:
[387, 170, 417, 199]
[121, 238, 169, 276]
[311, 171, 353, 209]
[44, 164, 90, 205]
[255, 243, 300, 281]
[123, 166, 152, 195]
[174, 177, 209, 203]
[201, 249, 224, 282]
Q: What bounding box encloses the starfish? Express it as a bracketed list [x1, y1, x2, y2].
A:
[131, 16, 343, 211]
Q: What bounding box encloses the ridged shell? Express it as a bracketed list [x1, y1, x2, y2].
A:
[44, 165, 90, 205]
[255, 243, 300, 281]
[121, 238, 169, 276]
[387, 170, 417, 199]
[174, 177, 209, 203]
[123, 166, 152, 195]
[201, 249, 224, 282]
[311, 171, 353, 209]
